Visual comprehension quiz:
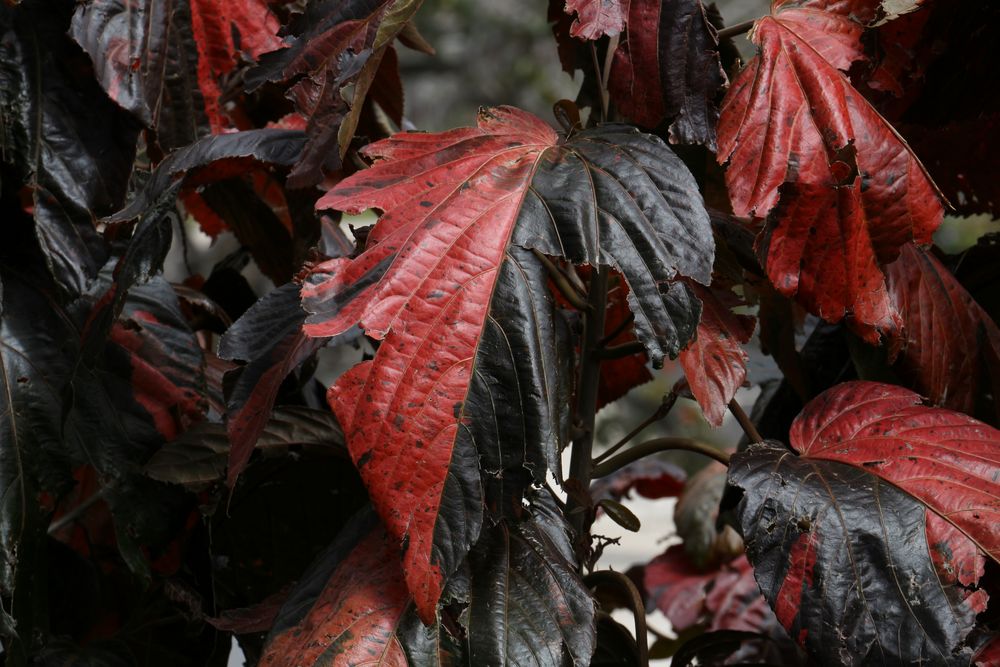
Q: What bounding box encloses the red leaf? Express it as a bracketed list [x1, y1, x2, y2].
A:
[302, 107, 714, 620]
[303, 108, 559, 620]
[562, 0, 625, 40]
[645, 546, 775, 634]
[717, 1, 943, 340]
[885, 244, 1000, 419]
[608, 0, 726, 148]
[678, 283, 754, 426]
[598, 274, 652, 408]
[188, 0, 282, 132]
[791, 381, 1000, 565]
[260, 522, 415, 667]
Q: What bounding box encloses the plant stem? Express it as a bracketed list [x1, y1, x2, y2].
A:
[593, 391, 677, 466]
[717, 18, 756, 41]
[48, 488, 109, 535]
[598, 311, 634, 347]
[586, 570, 649, 666]
[532, 249, 591, 311]
[729, 398, 763, 443]
[567, 266, 610, 547]
[592, 437, 730, 478]
[589, 43, 609, 122]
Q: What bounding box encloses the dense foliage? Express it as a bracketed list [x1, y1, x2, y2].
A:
[1, 0, 999, 664]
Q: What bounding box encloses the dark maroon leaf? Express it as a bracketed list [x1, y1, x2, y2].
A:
[0, 272, 76, 636]
[0, 0, 140, 294]
[729, 381, 1000, 665]
[245, 0, 424, 187]
[679, 283, 755, 426]
[672, 629, 803, 667]
[218, 282, 347, 486]
[590, 458, 687, 502]
[86, 130, 306, 353]
[885, 243, 1000, 420]
[608, 0, 726, 149]
[301, 107, 712, 619]
[145, 407, 346, 489]
[70, 0, 207, 149]
[465, 496, 597, 666]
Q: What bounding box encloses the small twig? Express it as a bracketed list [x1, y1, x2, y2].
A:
[729, 399, 763, 444]
[532, 249, 592, 312]
[589, 42, 609, 122]
[717, 18, 757, 41]
[585, 570, 649, 666]
[601, 33, 619, 98]
[48, 488, 110, 535]
[595, 341, 645, 360]
[594, 391, 677, 465]
[598, 311, 635, 347]
[592, 437, 731, 478]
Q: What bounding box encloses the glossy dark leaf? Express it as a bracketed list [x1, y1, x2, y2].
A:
[672, 629, 802, 667]
[885, 244, 1000, 420]
[145, 407, 346, 488]
[259, 509, 448, 667]
[246, 0, 424, 187]
[679, 283, 755, 426]
[608, 0, 726, 148]
[0, 273, 75, 637]
[302, 106, 712, 619]
[218, 283, 351, 485]
[465, 498, 596, 666]
[729, 381, 1000, 665]
[89, 130, 306, 354]
[717, 0, 944, 341]
[0, 0, 140, 294]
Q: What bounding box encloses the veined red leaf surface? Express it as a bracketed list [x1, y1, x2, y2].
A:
[562, 0, 624, 39]
[791, 381, 1000, 563]
[885, 244, 1000, 419]
[729, 381, 1000, 664]
[608, 0, 726, 148]
[260, 511, 440, 667]
[678, 283, 755, 426]
[717, 0, 943, 341]
[302, 106, 714, 620]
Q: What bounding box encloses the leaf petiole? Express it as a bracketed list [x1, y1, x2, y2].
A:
[592, 437, 731, 478]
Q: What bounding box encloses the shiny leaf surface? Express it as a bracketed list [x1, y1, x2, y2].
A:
[302, 106, 712, 619]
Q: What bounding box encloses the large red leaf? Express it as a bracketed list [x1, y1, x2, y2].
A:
[608, 0, 726, 148]
[302, 107, 714, 620]
[717, 0, 943, 341]
[260, 512, 439, 667]
[729, 381, 1000, 664]
[885, 244, 1000, 419]
[678, 283, 755, 426]
[791, 381, 1000, 562]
